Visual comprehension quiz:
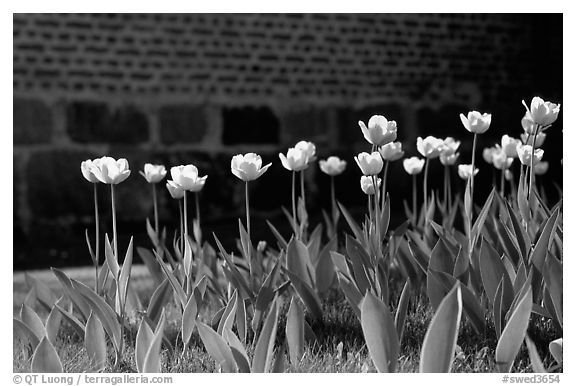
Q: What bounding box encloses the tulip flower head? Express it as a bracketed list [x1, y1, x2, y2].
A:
[231, 153, 271, 181]
[504, 169, 513, 181]
[520, 132, 546, 148]
[403, 157, 425, 175]
[170, 165, 207, 192]
[140, 163, 167, 184]
[440, 152, 459, 166]
[358, 115, 397, 146]
[501, 135, 521, 158]
[516, 144, 544, 166]
[319, 156, 347, 176]
[166, 180, 185, 199]
[442, 137, 461, 155]
[534, 161, 549, 175]
[521, 113, 538, 135]
[483, 147, 496, 164]
[523, 96, 561, 127]
[417, 136, 445, 159]
[379, 142, 404, 161]
[279, 147, 309, 172]
[294, 140, 317, 164]
[90, 156, 131, 185]
[491, 147, 513, 170]
[360, 176, 381, 195]
[458, 164, 479, 180]
[460, 111, 492, 134]
[81, 159, 100, 183]
[355, 151, 384, 176]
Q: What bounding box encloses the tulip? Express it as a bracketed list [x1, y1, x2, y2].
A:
[483, 147, 496, 164]
[279, 147, 308, 172]
[443, 137, 461, 155]
[501, 135, 521, 158]
[492, 147, 514, 171]
[440, 152, 459, 166]
[358, 115, 397, 146]
[504, 169, 513, 181]
[231, 153, 271, 250]
[90, 156, 131, 185]
[521, 113, 538, 135]
[416, 136, 445, 159]
[355, 152, 384, 176]
[140, 163, 167, 184]
[520, 132, 546, 148]
[170, 165, 207, 192]
[81, 158, 101, 293]
[534, 161, 549, 175]
[403, 157, 425, 175]
[166, 180, 185, 200]
[232, 153, 272, 182]
[81, 159, 100, 183]
[360, 176, 381, 195]
[295, 140, 317, 164]
[379, 142, 404, 162]
[319, 156, 347, 176]
[459, 111, 492, 134]
[516, 144, 544, 166]
[458, 164, 479, 180]
[523, 96, 561, 127]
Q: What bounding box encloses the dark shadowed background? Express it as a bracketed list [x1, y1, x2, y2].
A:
[13, 13, 563, 270]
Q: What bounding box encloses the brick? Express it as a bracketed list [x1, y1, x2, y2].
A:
[13, 98, 53, 144]
[222, 106, 279, 145]
[159, 105, 207, 145]
[66, 101, 149, 144]
[279, 107, 333, 145]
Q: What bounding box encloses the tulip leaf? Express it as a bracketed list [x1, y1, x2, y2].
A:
[252, 255, 282, 333]
[286, 297, 305, 364]
[45, 302, 63, 345]
[503, 200, 530, 260]
[142, 311, 166, 373]
[336, 272, 363, 319]
[471, 188, 496, 244]
[271, 340, 287, 373]
[266, 220, 288, 250]
[338, 201, 364, 243]
[360, 292, 399, 373]
[407, 240, 430, 274]
[85, 312, 107, 371]
[525, 336, 547, 373]
[24, 273, 58, 312]
[429, 237, 455, 275]
[495, 287, 533, 372]
[549, 338, 562, 366]
[181, 295, 198, 347]
[118, 237, 134, 304]
[345, 235, 374, 294]
[217, 290, 238, 336]
[54, 301, 86, 338]
[531, 206, 560, 273]
[330, 251, 352, 279]
[146, 279, 173, 328]
[287, 237, 314, 289]
[20, 304, 45, 341]
[238, 219, 253, 267]
[104, 234, 120, 279]
[223, 329, 251, 373]
[517, 178, 531, 225]
[13, 318, 40, 352]
[137, 247, 163, 285]
[307, 223, 323, 266]
[420, 283, 462, 373]
[284, 269, 323, 321]
[31, 336, 63, 373]
[51, 268, 91, 322]
[213, 233, 254, 300]
[136, 319, 154, 373]
[152, 250, 187, 307]
[542, 255, 562, 327]
[479, 238, 512, 308]
[252, 299, 279, 373]
[394, 279, 412, 344]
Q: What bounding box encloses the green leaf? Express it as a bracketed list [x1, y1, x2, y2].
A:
[531, 206, 560, 272]
[495, 287, 533, 372]
[493, 277, 514, 339]
[360, 292, 399, 372]
[479, 238, 512, 308]
[31, 336, 62, 373]
[118, 237, 134, 306]
[24, 273, 58, 312]
[286, 297, 305, 364]
[525, 336, 546, 373]
[394, 279, 411, 344]
[197, 322, 238, 372]
[542, 256, 562, 327]
[252, 299, 279, 373]
[252, 256, 282, 333]
[315, 238, 337, 295]
[146, 279, 173, 327]
[504, 200, 530, 260]
[153, 250, 187, 307]
[217, 290, 238, 336]
[223, 329, 251, 373]
[338, 201, 364, 242]
[286, 237, 314, 288]
[104, 233, 120, 279]
[471, 188, 496, 245]
[345, 235, 373, 294]
[137, 247, 163, 285]
[85, 312, 107, 371]
[330, 251, 352, 279]
[238, 219, 252, 266]
[136, 319, 154, 373]
[549, 338, 562, 366]
[266, 220, 288, 250]
[13, 318, 40, 351]
[45, 302, 63, 345]
[142, 311, 166, 373]
[420, 283, 462, 373]
[429, 237, 455, 275]
[307, 223, 323, 266]
[20, 304, 45, 341]
[51, 268, 91, 321]
[235, 296, 247, 343]
[181, 295, 198, 347]
[517, 177, 531, 225]
[285, 269, 323, 321]
[183, 236, 193, 278]
[336, 272, 362, 319]
[213, 233, 253, 300]
[54, 301, 85, 338]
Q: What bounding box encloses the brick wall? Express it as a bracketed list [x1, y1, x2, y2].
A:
[13, 13, 563, 268]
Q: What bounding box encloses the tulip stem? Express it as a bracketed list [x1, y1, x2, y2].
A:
[500, 169, 506, 197]
[443, 165, 449, 207]
[423, 158, 430, 226]
[470, 133, 478, 220]
[300, 170, 306, 212]
[372, 175, 381, 250]
[368, 194, 374, 230]
[245, 181, 251, 244]
[152, 183, 159, 237]
[291, 171, 297, 237]
[381, 161, 389, 212]
[412, 174, 417, 226]
[178, 199, 184, 255]
[93, 183, 100, 294]
[448, 167, 452, 210]
[528, 127, 539, 202]
[183, 191, 188, 242]
[110, 184, 118, 261]
[195, 192, 201, 243]
[330, 175, 337, 226]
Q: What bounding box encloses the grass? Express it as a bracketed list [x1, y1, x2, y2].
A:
[13, 264, 561, 373]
